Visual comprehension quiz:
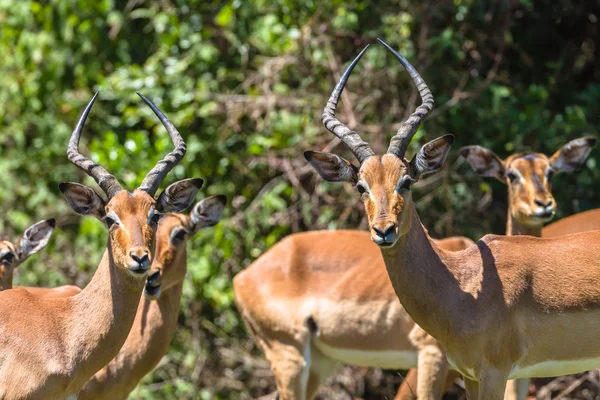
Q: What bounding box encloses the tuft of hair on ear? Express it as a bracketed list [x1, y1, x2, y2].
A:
[304, 151, 359, 184]
[550, 136, 597, 173]
[156, 178, 204, 212]
[59, 182, 106, 218]
[190, 194, 227, 230]
[409, 134, 454, 179]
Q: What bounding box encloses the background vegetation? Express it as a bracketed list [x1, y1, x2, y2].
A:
[1, 0, 599, 398]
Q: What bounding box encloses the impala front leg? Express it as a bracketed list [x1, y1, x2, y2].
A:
[479, 368, 510, 400]
[464, 377, 479, 400]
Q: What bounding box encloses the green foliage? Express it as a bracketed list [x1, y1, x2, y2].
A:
[1, 0, 599, 398]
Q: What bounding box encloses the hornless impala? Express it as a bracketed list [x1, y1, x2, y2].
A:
[305, 39, 600, 400]
[0, 219, 56, 291]
[78, 195, 226, 400]
[234, 231, 472, 400]
[396, 137, 597, 400]
[0, 218, 81, 299]
[0, 92, 202, 399]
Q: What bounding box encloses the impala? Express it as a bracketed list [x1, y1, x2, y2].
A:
[398, 137, 597, 399]
[234, 231, 472, 400]
[305, 39, 600, 400]
[78, 195, 226, 400]
[0, 92, 201, 399]
[0, 218, 81, 299]
[0, 219, 56, 291]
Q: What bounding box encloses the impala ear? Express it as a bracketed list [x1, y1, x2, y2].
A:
[304, 151, 359, 184]
[16, 219, 56, 263]
[409, 135, 454, 180]
[550, 136, 597, 173]
[460, 145, 506, 182]
[59, 182, 106, 219]
[189, 195, 227, 234]
[156, 178, 204, 212]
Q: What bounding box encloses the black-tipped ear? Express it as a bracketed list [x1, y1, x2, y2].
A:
[16, 219, 56, 262]
[189, 195, 227, 234]
[409, 135, 454, 180]
[550, 136, 596, 173]
[59, 182, 106, 219]
[304, 151, 359, 184]
[156, 178, 204, 212]
[460, 145, 506, 182]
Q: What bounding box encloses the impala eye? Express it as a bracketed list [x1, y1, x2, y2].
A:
[148, 209, 162, 226]
[546, 169, 555, 181]
[356, 184, 367, 195]
[104, 216, 116, 228]
[170, 228, 188, 244]
[396, 176, 414, 192]
[506, 171, 518, 184]
[1, 253, 15, 264]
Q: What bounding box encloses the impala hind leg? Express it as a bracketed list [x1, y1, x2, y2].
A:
[262, 337, 311, 399]
[305, 344, 339, 399]
[415, 345, 451, 399]
[504, 378, 529, 400]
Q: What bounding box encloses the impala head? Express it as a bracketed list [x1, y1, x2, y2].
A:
[461, 137, 596, 227]
[144, 195, 226, 299]
[60, 92, 202, 278]
[0, 219, 55, 291]
[305, 39, 453, 249]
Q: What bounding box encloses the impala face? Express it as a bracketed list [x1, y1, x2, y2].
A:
[461, 137, 596, 227]
[144, 195, 226, 299]
[306, 136, 453, 248]
[61, 92, 205, 279]
[0, 219, 55, 291]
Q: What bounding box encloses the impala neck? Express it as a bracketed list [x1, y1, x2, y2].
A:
[506, 209, 543, 237]
[67, 241, 145, 387]
[379, 203, 471, 343]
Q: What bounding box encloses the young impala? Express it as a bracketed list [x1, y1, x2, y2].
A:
[398, 136, 596, 400]
[0, 92, 202, 399]
[305, 39, 600, 400]
[78, 195, 226, 400]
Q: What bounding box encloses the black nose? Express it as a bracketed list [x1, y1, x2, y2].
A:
[130, 253, 149, 266]
[534, 198, 553, 208]
[374, 224, 395, 238]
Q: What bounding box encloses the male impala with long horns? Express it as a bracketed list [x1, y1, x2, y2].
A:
[305, 39, 600, 400]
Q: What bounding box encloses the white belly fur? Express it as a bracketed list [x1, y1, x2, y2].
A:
[510, 356, 600, 379]
[313, 340, 418, 369]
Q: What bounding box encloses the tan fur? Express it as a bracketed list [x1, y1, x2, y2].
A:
[542, 208, 600, 238]
[353, 154, 600, 400]
[78, 213, 195, 399]
[234, 229, 472, 400]
[0, 190, 156, 399]
[23, 286, 82, 298]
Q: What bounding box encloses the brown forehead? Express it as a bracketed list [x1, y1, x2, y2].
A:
[505, 153, 550, 175]
[0, 241, 16, 254]
[359, 155, 407, 184]
[157, 213, 188, 237]
[107, 189, 156, 215]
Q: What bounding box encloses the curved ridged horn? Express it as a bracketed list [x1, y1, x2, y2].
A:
[67, 92, 124, 198]
[137, 93, 187, 196]
[322, 45, 374, 164]
[378, 38, 435, 159]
